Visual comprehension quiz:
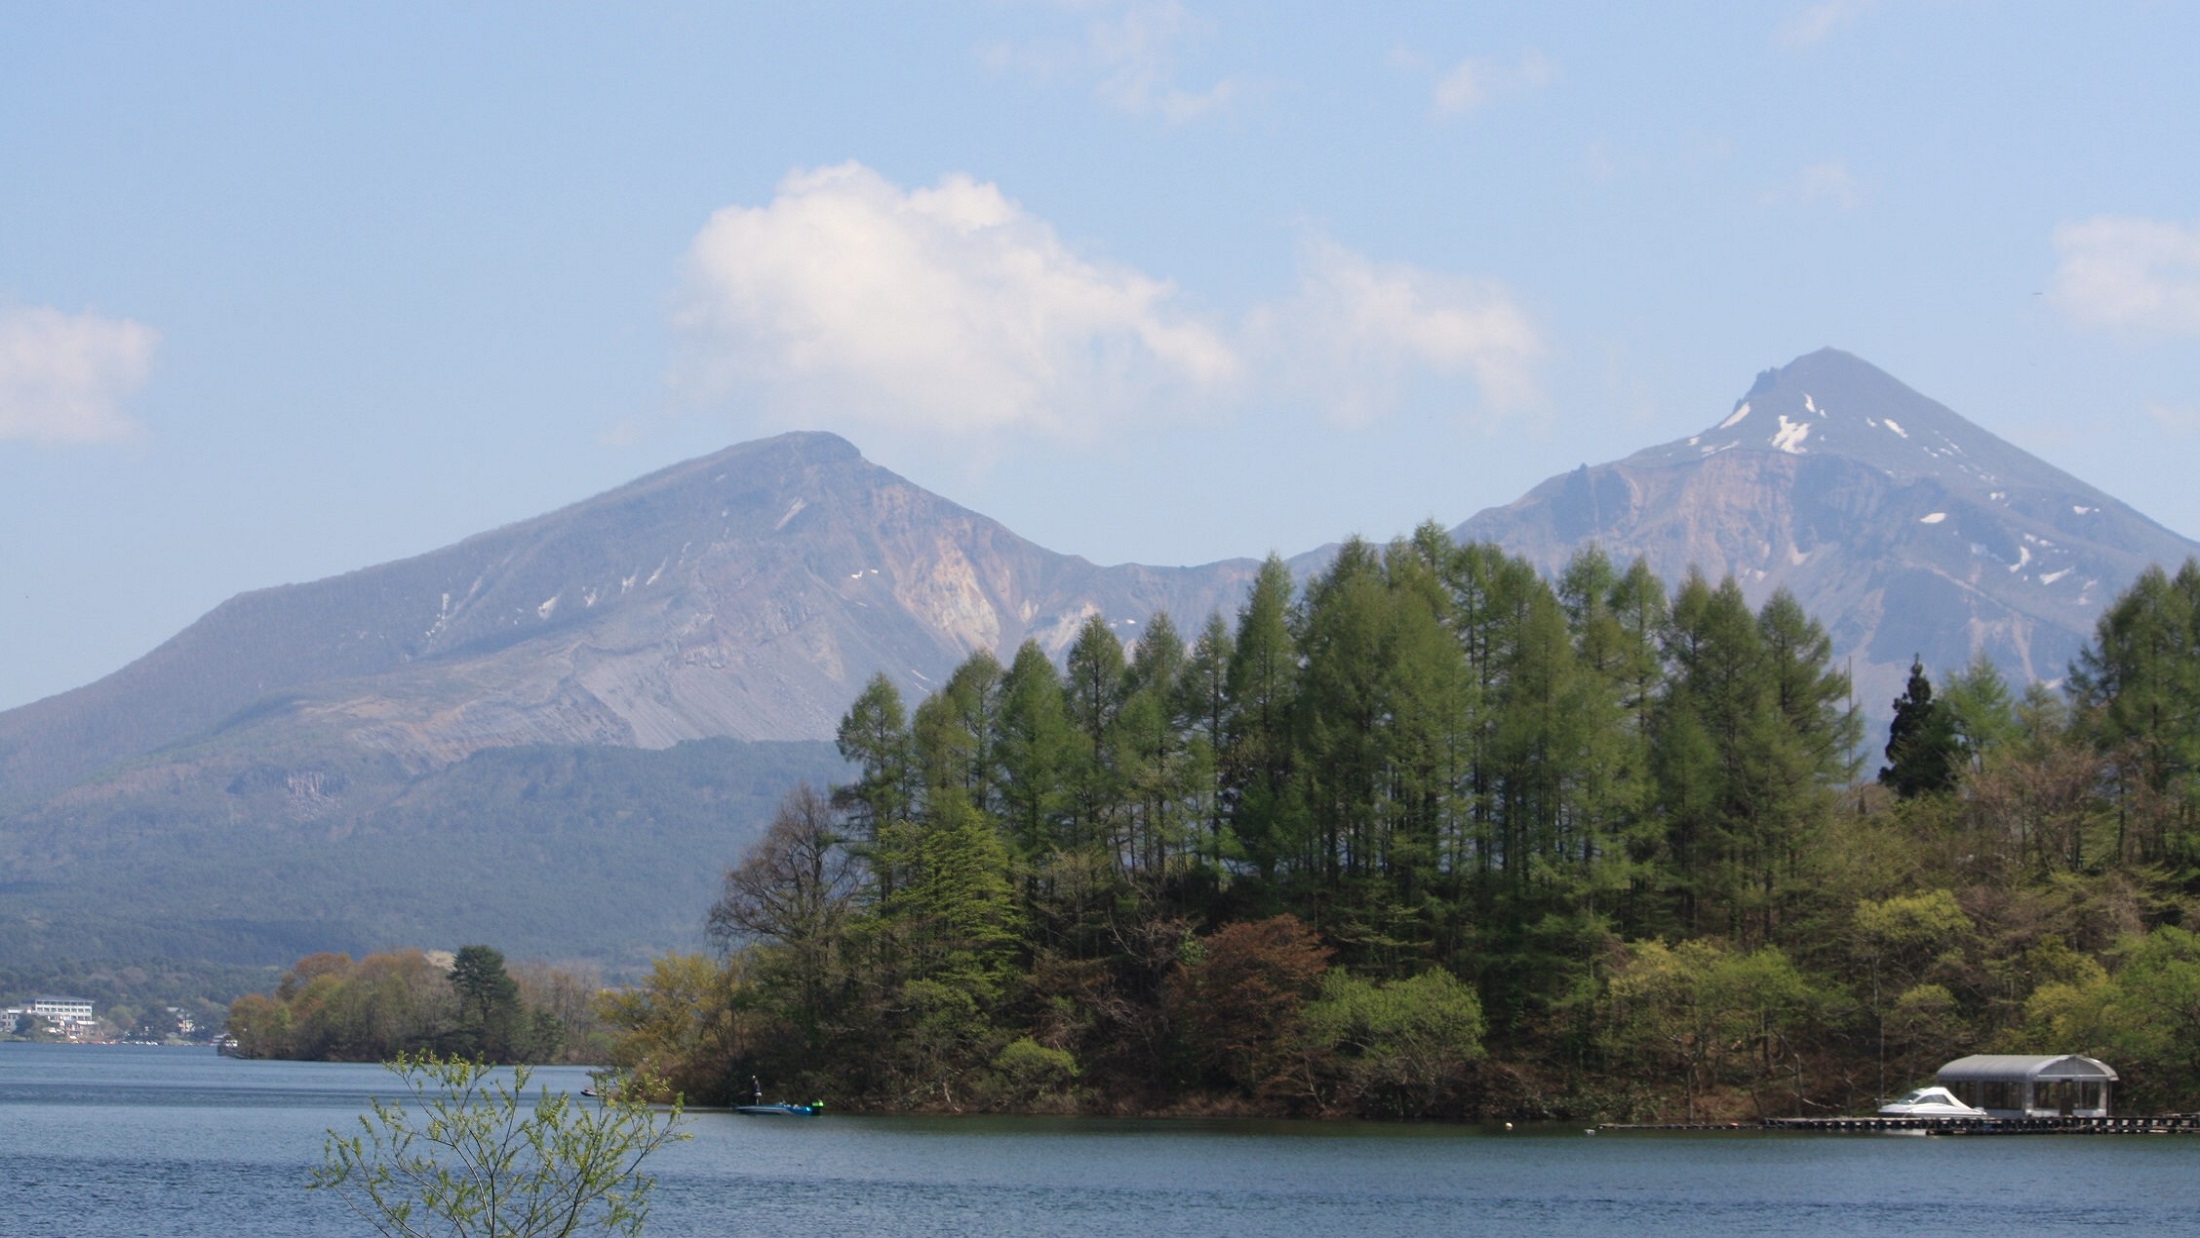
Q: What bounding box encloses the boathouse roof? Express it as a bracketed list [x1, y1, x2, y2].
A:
[1937, 1054, 2117, 1082]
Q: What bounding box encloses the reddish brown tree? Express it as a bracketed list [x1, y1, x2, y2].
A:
[1169, 914, 1331, 1097]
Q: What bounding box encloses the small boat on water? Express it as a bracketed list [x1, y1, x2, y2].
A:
[1877, 1086, 1985, 1117]
[736, 1076, 823, 1116]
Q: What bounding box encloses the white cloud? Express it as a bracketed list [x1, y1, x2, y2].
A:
[1779, 0, 1877, 48]
[0, 306, 158, 445]
[676, 165, 1547, 442]
[1252, 237, 1545, 426]
[2050, 216, 2200, 337]
[1431, 51, 1556, 117]
[981, 0, 1247, 125]
[677, 163, 1239, 440]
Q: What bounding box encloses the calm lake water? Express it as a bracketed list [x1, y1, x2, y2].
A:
[3, 1043, 2198, 1236]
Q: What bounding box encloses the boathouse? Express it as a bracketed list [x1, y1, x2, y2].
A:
[1937, 1054, 2116, 1118]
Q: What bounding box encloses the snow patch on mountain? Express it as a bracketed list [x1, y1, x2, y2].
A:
[1772, 416, 1811, 454]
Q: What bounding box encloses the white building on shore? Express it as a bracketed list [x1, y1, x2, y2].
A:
[6, 996, 98, 1035]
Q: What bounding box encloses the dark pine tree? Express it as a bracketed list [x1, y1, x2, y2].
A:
[1879, 657, 1961, 798]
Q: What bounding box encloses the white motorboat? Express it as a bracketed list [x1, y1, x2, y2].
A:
[1877, 1086, 1986, 1117]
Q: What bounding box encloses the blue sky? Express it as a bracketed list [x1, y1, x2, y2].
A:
[3, 1, 2197, 711]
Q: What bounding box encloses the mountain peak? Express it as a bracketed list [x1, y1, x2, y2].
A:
[1460, 349, 2199, 734]
[1621, 349, 2076, 500]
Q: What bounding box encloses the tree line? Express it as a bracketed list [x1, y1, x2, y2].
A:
[226, 946, 604, 1064]
[584, 538, 2200, 1118]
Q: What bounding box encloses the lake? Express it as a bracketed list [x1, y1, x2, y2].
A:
[3, 1043, 2196, 1236]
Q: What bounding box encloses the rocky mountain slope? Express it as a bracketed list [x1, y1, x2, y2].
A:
[0, 431, 1259, 808]
[0, 434, 1257, 968]
[1456, 348, 2200, 717]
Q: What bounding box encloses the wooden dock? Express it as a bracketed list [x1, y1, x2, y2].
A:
[1602, 1114, 2200, 1136]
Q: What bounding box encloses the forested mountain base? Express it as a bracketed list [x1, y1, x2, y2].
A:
[0, 738, 845, 971]
[592, 533, 2200, 1121]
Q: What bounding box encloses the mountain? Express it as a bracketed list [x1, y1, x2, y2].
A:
[0, 433, 1259, 968]
[1456, 348, 2200, 719]
[0, 431, 1259, 809]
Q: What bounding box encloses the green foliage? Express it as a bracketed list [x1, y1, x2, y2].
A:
[1941, 652, 2020, 767]
[593, 954, 746, 1105]
[1300, 968, 1485, 1116]
[227, 948, 597, 1064]
[596, 542, 2200, 1119]
[2011, 924, 2200, 1111]
[2071, 558, 2200, 868]
[311, 1052, 687, 1238]
[980, 1037, 1081, 1111]
[1602, 938, 1819, 1120]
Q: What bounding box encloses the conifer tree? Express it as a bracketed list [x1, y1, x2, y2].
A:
[1177, 613, 1236, 859]
[994, 641, 1073, 862]
[1654, 573, 1768, 935]
[1380, 532, 1472, 917]
[1941, 651, 2020, 769]
[1225, 555, 1300, 879]
[2070, 557, 2200, 865]
[913, 651, 1005, 811]
[1294, 538, 1392, 886]
[1064, 614, 1128, 856]
[896, 787, 1021, 989]
[1119, 612, 1194, 878]
[1557, 547, 1652, 918]
[1880, 657, 1960, 799]
[1751, 589, 1859, 938]
[448, 945, 523, 1061]
[837, 675, 915, 836]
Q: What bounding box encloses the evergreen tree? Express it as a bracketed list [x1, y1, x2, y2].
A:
[1604, 557, 1672, 935]
[913, 650, 1005, 810]
[837, 675, 916, 838]
[1750, 590, 1859, 939]
[448, 945, 523, 1061]
[1378, 531, 1472, 931]
[1941, 651, 2020, 769]
[1225, 555, 1300, 879]
[1119, 611, 1196, 878]
[1880, 657, 1961, 799]
[1176, 613, 1236, 861]
[1294, 538, 1393, 887]
[1654, 573, 1751, 933]
[836, 672, 918, 899]
[1064, 614, 1129, 856]
[994, 641, 1074, 862]
[1557, 547, 1654, 922]
[898, 788, 1021, 984]
[2071, 558, 2200, 865]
